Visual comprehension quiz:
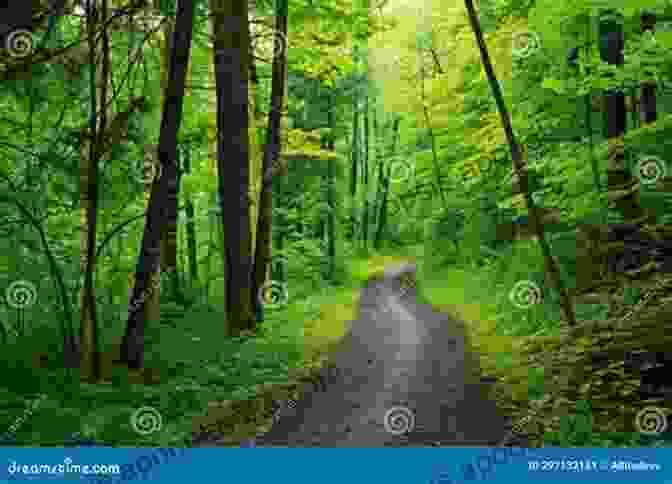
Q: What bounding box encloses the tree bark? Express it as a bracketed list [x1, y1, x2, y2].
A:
[210, 0, 255, 334]
[121, 0, 195, 368]
[80, 0, 110, 381]
[251, 0, 288, 321]
[182, 146, 198, 288]
[374, 116, 400, 248]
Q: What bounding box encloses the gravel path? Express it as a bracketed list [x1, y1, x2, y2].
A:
[254, 263, 507, 447]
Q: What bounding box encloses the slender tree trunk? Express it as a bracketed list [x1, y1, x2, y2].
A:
[80, 0, 109, 381]
[362, 90, 369, 249]
[374, 116, 400, 248]
[251, 0, 288, 321]
[182, 146, 198, 287]
[325, 90, 337, 281]
[350, 79, 360, 241]
[640, 12, 657, 125]
[121, 0, 195, 368]
[210, 0, 255, 334]
[159, 8, 182, 303]
[420, 59, 447, 209]
[464, 0, 577, 326]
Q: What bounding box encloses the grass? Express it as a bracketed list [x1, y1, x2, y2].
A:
[1, 241, 668, 448]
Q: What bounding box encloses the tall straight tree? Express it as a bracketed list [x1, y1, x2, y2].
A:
[210, 0, 255, 334]
[120, 0, 195, 368]
[157, 0, 182, 303]
[251, 0, 289, 321]
[464, 0, 576, 326]
[79, 0, 111, 380]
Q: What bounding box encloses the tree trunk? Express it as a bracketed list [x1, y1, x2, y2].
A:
[158, 8, 182, 303]
[362, 90, 369, 249]
[325, 89, 337, 281]
[640, 12, 657, 125]
[350, 75, 360, 241]
[599, 12, 649, 225]
[419, 57, 447, 209]
[120, 0, 195, 368]
[251, 0, 288, 322]
[210, 0, 255, 335]
[374, 116, 400, 248]
[182, 146, 198, 288]
[464, 0, 577, 326]
[80, 0, 110, 381]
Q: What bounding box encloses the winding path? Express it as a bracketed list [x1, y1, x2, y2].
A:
[255, 263, 507, 447]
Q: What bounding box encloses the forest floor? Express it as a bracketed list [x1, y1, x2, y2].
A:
[191, 248, 532, 447]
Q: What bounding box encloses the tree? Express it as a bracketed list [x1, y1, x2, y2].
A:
[210, 0, 256, 334]
[120, 0, 195, 368]
[464, 0, 577, 326]
[252, 0, 289, 323]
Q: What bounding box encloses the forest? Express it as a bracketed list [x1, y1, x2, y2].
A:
[0, 0, 671, 449]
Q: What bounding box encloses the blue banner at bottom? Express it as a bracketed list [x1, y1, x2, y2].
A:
[0, 448, 669, 483]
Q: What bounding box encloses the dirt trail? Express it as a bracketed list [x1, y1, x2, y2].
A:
[253, 263, 507, 446]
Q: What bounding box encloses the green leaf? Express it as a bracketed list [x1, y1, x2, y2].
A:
[542, 77, 565, 94]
